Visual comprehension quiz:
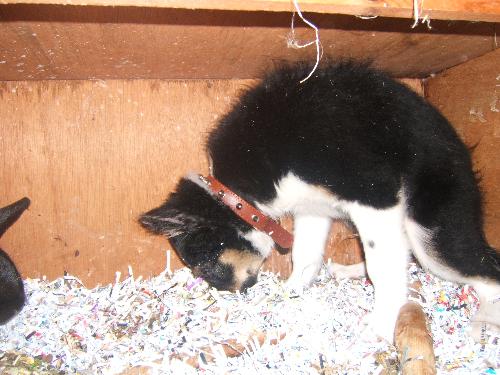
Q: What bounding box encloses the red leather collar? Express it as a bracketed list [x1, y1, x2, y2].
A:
[198, 175, 294, 249]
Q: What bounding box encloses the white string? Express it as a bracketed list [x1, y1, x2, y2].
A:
[411, 0, 432, 29]
[288, 0, 322, 83]
[411, 0, 419, 28]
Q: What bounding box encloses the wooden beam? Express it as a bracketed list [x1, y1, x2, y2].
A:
[0, 6, 496, 82]
[1, 0, 499, 22]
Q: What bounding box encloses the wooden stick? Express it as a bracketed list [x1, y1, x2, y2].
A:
[394, 281, 436, 375]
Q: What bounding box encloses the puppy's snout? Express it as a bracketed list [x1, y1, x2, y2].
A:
[219, 249, 263, 292]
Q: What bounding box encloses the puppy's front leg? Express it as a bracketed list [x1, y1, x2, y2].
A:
[348, 203, 410, 342]
[286, 215, 332, 291]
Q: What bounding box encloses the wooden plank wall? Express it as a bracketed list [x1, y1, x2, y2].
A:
[425, 48, 500, 249]
[0, 76, 462, 288]
[0, 79, 239, 285]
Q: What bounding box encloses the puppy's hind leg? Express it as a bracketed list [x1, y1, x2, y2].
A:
[348, 202, 410, 342]
[286, 215, 332, 291]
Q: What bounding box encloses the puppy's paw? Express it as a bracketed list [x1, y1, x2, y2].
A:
[285, 264, 320, 292]
[364, 308, 398, 343]
[284, 275, 308, 295]
[328, 262, 367, 279]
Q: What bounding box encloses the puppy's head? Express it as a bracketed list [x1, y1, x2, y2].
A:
[140, 178, 264, 292]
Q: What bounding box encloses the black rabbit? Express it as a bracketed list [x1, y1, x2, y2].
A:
[0, 197, 30, 324]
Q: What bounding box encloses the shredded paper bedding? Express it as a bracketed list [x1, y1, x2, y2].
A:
[0, 261, 498, 374]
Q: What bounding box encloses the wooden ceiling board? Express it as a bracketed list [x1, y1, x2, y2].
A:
[0, 5, 498, 81]
[1, 0, 500, 23]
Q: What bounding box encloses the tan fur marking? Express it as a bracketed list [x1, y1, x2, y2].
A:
[219, 249, 264, 291]
[312, 184, 337, 198]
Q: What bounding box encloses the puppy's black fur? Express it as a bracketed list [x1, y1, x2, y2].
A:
[0, 197, 29, 324]
[141, 179, 257, 290]
[140, 61, 499, 294]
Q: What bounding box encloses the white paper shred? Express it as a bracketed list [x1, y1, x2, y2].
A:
[0, 263, 498, 374]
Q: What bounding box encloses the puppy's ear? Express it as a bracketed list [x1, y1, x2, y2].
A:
[139, 205, 202, 238]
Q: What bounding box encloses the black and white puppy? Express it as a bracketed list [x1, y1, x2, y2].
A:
[0, 197, 29, 324]
[140, 61, 499, 341]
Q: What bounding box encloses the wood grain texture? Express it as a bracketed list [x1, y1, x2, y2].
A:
[0, 79, 247, 286]
[0, 5, 497, 81]
[1, 0, 499, 22]
[425, 48, 500, 249]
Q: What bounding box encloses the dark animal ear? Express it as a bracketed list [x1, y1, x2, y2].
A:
[0, 197, 30, 238]
[139, 205, 202, 238]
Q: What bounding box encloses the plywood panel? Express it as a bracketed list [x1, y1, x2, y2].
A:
[0, 79, 246, 286]
[0, 5, 497, 81]
[2, 0, 500, 22]
[425, 48, 500, 248]
[0, 77, 422, 286]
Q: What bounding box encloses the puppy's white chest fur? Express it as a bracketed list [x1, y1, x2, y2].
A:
[257, 173, 346, 219]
